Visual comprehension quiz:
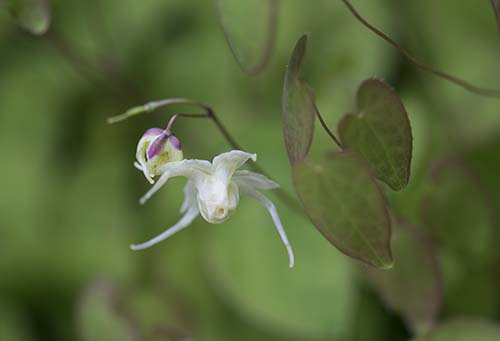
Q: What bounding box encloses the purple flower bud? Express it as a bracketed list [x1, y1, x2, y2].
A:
[147, 133, 168, 160]
[136, 127, 184, 182]
[169, 134, 182, 151]
[142, 127, 164, 137]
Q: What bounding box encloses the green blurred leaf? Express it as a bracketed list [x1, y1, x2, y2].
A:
[0, 304, 33, 341]
[293, 151, 393, 268]
[205, 197, 357, 339]
[493, 0, 500, 30]
[364, 220, 441, 335]
[8, 0, 50, 35]
[77, 280, 137, 341]
[420, 160, 495, 264]
[215, 0, 277, 75]
[124, 286, 191, 341]
[418, 318, 500, 341]
[282, 34, 316, 165]
[338, 78, 412, 191]
[419, 160, 499, 317]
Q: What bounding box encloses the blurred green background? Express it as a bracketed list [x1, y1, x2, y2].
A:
[1, 0, 500, 340]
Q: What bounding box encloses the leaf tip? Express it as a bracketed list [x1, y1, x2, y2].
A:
[378, 258, 394, 270]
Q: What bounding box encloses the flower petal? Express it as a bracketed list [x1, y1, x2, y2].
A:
[130, 200, 199, 250]
[233, 170, 279, 189]
[140, 159, 211, 205]
[180, 180, 197, 213]
[239, 184, 295, 268]
[212, 150, 257, 183]
[147, 132, 168, 159]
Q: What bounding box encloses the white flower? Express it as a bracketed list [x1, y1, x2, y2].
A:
[131, 150, 295, 268]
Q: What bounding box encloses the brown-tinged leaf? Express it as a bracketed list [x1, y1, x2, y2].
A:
[282, 34, 316, 165]
[293, 151, 393, 268]
[364, 220, 441, 335]
[338, 78, 412, 191]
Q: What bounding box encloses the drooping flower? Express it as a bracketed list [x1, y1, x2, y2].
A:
[134, 128, 183, 184]
[131, 149, 295, 268]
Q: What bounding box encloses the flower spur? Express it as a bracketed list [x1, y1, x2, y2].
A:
[131, 134, 294, 268]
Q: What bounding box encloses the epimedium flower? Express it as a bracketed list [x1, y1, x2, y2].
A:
[131, 148, 295, 268]
[134, 128, 183, 184]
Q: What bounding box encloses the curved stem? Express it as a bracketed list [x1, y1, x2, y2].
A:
[314, 104, 342, 149]
[107, 99, 303, 212]
[45, 29, 138, 98]
[339, 0, 500, 98]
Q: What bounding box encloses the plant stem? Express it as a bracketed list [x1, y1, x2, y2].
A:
[108, 99, 303, 212]
[314, 104, 343, 149]
[339, 0, 500, 98]
[45, 29, 138, 98]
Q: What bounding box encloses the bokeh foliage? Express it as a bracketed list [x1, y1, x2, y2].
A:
[1, 0, 500, 340]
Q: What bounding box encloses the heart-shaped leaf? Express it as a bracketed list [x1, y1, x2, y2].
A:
[364, 220, 441, 335]
[8, 0, 50, 35]
[215, 0, 277, 76]
[282, 34, 316, 165]
[492, 0, 500, 30]
[338, 78, 412, 191]
[293, 151, 393, 268]
[417, 318, 500, 341]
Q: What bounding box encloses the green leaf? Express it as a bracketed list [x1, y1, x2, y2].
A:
[492, 0, 500, 31]
[282, 34, 316, 165]
[293, 151, 393, 268]
[364, 220, 441, 335]
[338, 78, 412, 191]
[420, 160, 495, 264]
[419, 160, 499, 317]
[8, 0, 50, 35]
[205, 204, 357, 339]
[0, 304, 32, 341]
[77, 280, 137, 341]
[215, 0, 277, 75]
[418, 318, 500, 341]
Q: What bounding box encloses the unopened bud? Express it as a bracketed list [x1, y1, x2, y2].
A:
[135, 128, 183, 183]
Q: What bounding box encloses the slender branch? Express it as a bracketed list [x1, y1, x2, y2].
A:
[339, 0, 500, 98]
[215, 0, 278, 76]
[107, 99, 303, 212]
[45, 29, 138, 98]
[45, 30, 106, 89]
[313, 104, 343, 149]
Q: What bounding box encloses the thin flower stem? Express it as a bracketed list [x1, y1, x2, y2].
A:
[45, 29, 138, 99]
[107, 99, 303, 212]
[45, 30, 105, 89]
[339, 0, 500, 98]
[314, 104, 343, 149]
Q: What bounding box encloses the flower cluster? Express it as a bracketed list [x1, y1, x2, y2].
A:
[131, 128, 295, 268]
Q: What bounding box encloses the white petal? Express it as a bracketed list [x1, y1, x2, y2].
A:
[130, 200, 199, 250]
[159, 158, 212, 175]
[136, 135, 156, 184]
[180, 180, 197, 213]
[212, 150, 256, 183]
[233, 170, 279, 190]
[134, 161, 143, 171]
[239, 184, 295, 268]
[140, 160, 210, 205]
